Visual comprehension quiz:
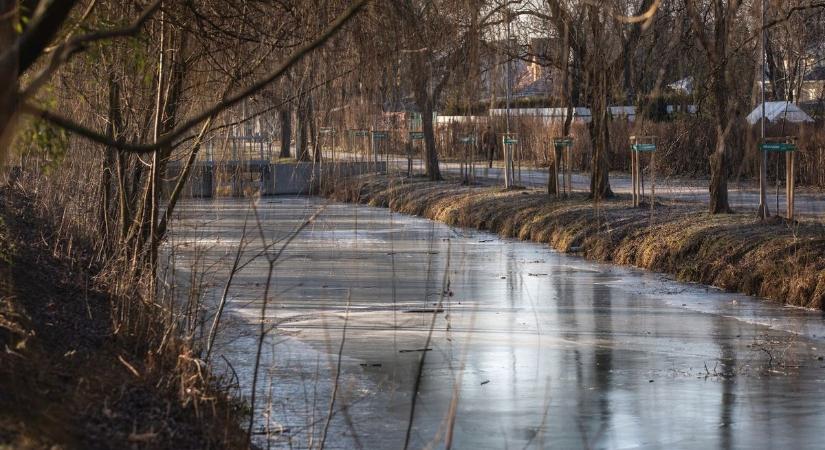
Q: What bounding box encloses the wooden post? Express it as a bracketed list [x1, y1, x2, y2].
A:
[787, 150, 795, 219]
[406, 138, 413, 178]
[370, 128, 375, 166]
[470, 133, 476, 183]
[650, 149, 656, 209]
[630, 136, 639, 208]
[553, 142, 560, 198]
[503, 135, 511, 189]
[630, 136, 657, 208]
[630, 150, 639, 208]
[460, 134, 466, 183]
[565, 146, 572, 196]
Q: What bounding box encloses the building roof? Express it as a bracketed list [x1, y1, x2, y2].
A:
[667, 77, 694, 95]
[746, 102, 814, 124]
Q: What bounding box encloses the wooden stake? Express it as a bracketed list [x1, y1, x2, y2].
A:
[650, 150, 656, 209]
[553, 144, 560, 198]
[786, 151, 795, 219]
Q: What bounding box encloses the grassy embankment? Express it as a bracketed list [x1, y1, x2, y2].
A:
[0, 187, 248, 449]
[323, 174, 825, 309]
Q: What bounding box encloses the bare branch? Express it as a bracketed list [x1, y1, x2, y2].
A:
[21, 0, 163, 98]
[22, 0, 368, 154]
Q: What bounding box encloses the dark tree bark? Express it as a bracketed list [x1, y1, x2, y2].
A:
[296, 101, 310, 161]
[279, 107, 292, 158]
[409, 48, 446, 181]
[588, 73, 614, 200]
[421, 100, 442, 181]
[709, 77, 733, 213]
[0, 0, 18, 159]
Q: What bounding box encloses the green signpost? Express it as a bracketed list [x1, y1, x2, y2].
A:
[760, 137, 798, 219]
[501, 133, 519, 188]
[631, 143, 657, 152]
[553, 138, 573, 148]
[458, 134, 478, 183]
[407, 131, 424, 177]
[629, 136, 657, 208]
[348, 129, 370, 162]
[551, 137, 574, 197]
[319, 127, 336, 161]
[759, 142, 797, 152]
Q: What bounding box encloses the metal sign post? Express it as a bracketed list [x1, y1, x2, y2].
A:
[319, 127, 336, 161]
[459, 135, 477, 183]
[630, 136, 657, 208]
[552, 137, 574, 198]
[349, 129, 370, 163]
[759, 137, 798, 219]
[409, 131, 424, 177]
[371, 130, 389, 171]
[758, 0, 768, 220]
[502, 133, 518, 189]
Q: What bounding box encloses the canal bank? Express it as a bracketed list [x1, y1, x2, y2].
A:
[0, 187, 249, 449]
[322, 174, 825, 309]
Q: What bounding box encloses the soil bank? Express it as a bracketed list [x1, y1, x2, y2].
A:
[0, 186, 248, 449]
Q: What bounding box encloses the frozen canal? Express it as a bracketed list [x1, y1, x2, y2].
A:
[168, 197, 825, 449]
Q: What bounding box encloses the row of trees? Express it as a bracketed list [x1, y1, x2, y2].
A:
[340, 0, 825, 212]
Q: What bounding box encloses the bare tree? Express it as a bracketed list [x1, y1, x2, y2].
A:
[686, 0, 749, 213]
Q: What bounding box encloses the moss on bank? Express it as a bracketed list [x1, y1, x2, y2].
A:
[323, 174, 825, 309]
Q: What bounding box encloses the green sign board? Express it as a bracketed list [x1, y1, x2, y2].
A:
[372, 131, 388, 140]
[351, 130, 369, 137]
[631, 143, 657, 152]
[759, 142, 796, 152]
[504, 138, 518, 145]
[553, 138, 574, 148]
[409, 132, 425, 140]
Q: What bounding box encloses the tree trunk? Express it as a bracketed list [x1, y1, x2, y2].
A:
[421, 103, 442, 181]
[0, 0, 18, 164]
[547, 146, 559, 195]
[709, 73, 732, 213]
[296, 102, 310, 161]
[709, 134, 731, 214]
[279, 107, 291, 158]
[588, 75, 613, 200]
[550, 33, 574, 197]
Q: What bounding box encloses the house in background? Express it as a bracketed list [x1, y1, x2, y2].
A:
[478, 37, 560, 103]
[800, 66, 825, 103]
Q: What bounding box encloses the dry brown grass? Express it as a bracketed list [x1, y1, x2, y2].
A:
[324, 174, 825, 309]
